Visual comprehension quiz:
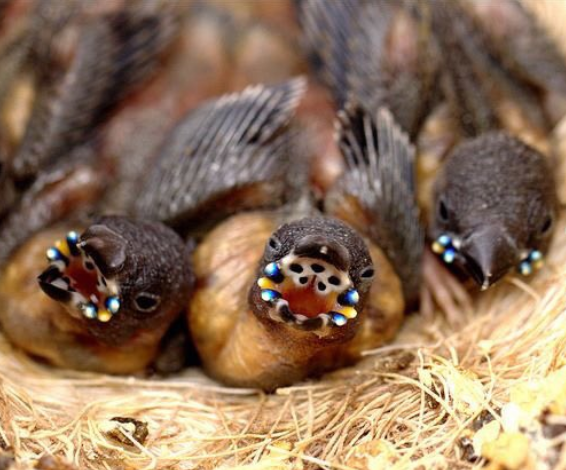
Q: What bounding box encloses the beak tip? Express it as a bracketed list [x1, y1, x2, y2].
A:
[461, 225, 517, 290]
[37, 267, 72, 303]
[466, 258, 508, 290]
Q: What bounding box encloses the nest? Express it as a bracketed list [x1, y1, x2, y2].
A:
[2, 1, 566, 469]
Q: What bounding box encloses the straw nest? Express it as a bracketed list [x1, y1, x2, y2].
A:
[2, 1, 566, 470]
[1, 217, 566, 470]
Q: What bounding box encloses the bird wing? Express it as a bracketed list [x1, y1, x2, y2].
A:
[134, 78, 307, 232]
[326, 106, 423, 304]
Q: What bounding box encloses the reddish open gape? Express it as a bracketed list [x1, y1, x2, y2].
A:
[280, 279, 336, 318]
[257, 257, 359, 328]
[65, 258, 100, 305]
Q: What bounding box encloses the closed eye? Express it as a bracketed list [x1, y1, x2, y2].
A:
[540, 215, 553, 235]
[268, 235, 282, 251]
[134, 293, 161, 312]
[360, 266, 374, 280]
[438, 198, 449, 223]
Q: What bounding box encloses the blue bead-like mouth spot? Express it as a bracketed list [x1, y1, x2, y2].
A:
[331, 312, 347, 327]
[260, 289, 281, 303]
[517, 249, 544, 277]
[263, 262, 284, 283]
[432, 234, 458, 264]
[337, 289, 359, 307]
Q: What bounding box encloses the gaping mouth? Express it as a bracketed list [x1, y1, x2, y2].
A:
[257, 254, 359, 329]
[37, 231, 121, 322]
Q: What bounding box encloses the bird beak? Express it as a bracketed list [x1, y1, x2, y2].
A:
[460, 225, 517, 290]
[293, 235, 351, 271]
[38, 266, 73, 303]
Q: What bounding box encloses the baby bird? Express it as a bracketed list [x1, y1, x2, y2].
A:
[427, 0, 561, 289]
[135, 78, 422, 390]
[430, 133, 557, 289]
[1, 217, 192, 373]
[299, 0, 562, 294]
[0, 4, 189, 374]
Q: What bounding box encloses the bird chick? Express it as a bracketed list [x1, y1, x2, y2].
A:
[430, 132, 557, 290]
[135, 78, 421, 390]
[427, 0, 561, 290]
[0, 216, 193, 373]
[299, 0, 563, 303]
[0, 3, 189, 373]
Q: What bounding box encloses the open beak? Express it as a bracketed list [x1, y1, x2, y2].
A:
[257, 236, 361, 329]
[38, 265, 73, 303]
[37, 231, 121, 322]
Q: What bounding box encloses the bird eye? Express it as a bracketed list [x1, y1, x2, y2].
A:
[134, 293, 161, 312]
[437, 198, 449, 223]
[267, 235, 282, 253]
[540, 215, 553, 235]
[359, 266, 375, 280]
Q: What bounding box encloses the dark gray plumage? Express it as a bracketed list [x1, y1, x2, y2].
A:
[135, 78, 307, 230]
[429, 0, 558, 136]
[326, 107, 423, 305]
[297, 0, 437, 138]
[428, 0, 502, 136]
[296, 0, 356, 107]
[431, 132, 557, 288]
